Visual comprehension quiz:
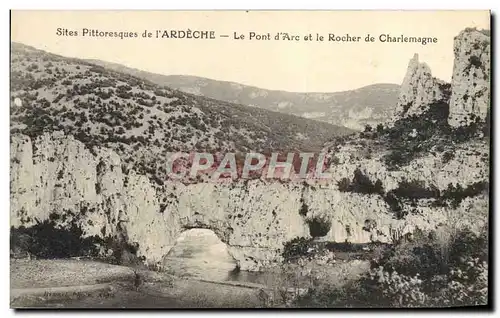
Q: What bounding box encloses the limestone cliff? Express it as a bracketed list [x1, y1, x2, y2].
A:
[391, 54, 451, 122]
[9, 28, 490, 272]
[10, 131, 488, 270]
[448, 28, 491, 127]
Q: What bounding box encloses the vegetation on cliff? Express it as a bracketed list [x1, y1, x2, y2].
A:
[293, 226, 488, 308]
[10, 42, 353, 187]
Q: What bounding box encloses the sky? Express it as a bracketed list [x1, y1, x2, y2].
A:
[11, 10, 490, 92]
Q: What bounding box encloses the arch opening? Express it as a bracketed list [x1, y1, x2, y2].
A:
[163, 228, 239, 281]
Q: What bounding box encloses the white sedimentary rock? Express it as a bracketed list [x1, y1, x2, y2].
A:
[391, 53, 450, 122]
[10, 130, 488, 270]
[448, 28, 491, 127]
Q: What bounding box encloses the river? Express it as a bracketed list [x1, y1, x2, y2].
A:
[162, 228, 291, 287]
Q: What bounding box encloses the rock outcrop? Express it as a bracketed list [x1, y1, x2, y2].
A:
[11, 132, 310, 270]
[448, 28, 491, 127]
[9, 28, 490, 271]
[391, 54, 450, 122]
[10, 131, 488, 270]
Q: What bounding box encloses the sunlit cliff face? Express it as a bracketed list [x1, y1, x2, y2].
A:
[163, 229, 237, 280]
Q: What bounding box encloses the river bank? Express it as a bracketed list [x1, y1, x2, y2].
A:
[10, 255, 371, 308]
[10, 258, 268, 308]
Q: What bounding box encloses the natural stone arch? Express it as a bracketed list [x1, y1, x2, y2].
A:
[181, 220, 234, 248]
[175, 215, 241, 269]
[163, 228, 239, 280]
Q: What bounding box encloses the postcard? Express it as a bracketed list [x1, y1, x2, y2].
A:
[10, 10, 491, 309]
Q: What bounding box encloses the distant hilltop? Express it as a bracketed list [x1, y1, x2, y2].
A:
[86, 58, 400, 131]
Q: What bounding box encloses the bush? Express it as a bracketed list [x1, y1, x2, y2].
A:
[298, 200, 309, 217]
[374, 229, 449, 278]
[381, 192, 405, 219]
[435, 181, 489, 208]
[442, 150, 455, 164]
[382, 104, 450, 168]
[293, 227, 489, 308]
[337, 168, 384, 195]
[337, 178, 351, 192]
[469, 55, 482, 68]
[10, 214, 143, 266]
[10, 216, 103, 259]
[391, 179, 440, 200]
[282, 237, 313, 262]
[368, 267, 428, 307]
[438, 257, 488, 306]
[376, 124, 384, 134]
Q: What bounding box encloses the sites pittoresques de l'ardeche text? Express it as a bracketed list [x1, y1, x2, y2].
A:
[56, 28, 438, 45]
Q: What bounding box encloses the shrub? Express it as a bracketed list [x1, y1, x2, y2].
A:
[368, 267, 428, 307]
[382, 193, 405, 219]
[337, 168, 384, 195]
[381, 104, 453, 169]
[442, 150, 455, 164]
[10, 216, 103, 259]
[282, 237, 313, 262]
[293, 227, 488, 308]
[298, 201, 309, 217]
[391, 179, 440, 200]
[337, 177, 351, 192]
[437, 257, 488, 306]
[469, 55, 482, 68]
[375, 229, 449, 278]
[435, 181, 489, 208]
[376, 124, 384, 134]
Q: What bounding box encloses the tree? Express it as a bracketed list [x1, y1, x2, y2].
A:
[376, 124, 384, 134]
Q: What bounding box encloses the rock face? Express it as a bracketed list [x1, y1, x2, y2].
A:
[391, 54, 450, 121]
[11, 132, 309, 270]
[448, 28, 491, 127]
[10, 131, 488, 271]
[9, 28, 490, 271]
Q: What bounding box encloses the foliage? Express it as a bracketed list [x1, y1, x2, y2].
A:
[338, 168, 486, 219]
[282, 237, 314, 262]
[298, 201, 309, 217]
[383, 192, 406, 219]
[10, 216, 103, 259]
[438, 258, 488, 306]
[369, 267, 428, 307]
[10, 213, 141, 265]
[380, 104, 487, 169]
[376, 124, 384, 134]
[434, 181, 489, 208]
[382, 103, 449, 169]
[293, 226, 489, 308]
[10, 42, 355, 187]
[337, 168, 384, 195]
[391, 179, 440, 200]
[442, 150, 455, 164]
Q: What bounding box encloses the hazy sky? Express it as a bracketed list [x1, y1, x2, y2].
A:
[11, 10, 490, 92]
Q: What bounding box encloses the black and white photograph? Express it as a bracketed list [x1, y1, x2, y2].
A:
[8, 10, 491, 309]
